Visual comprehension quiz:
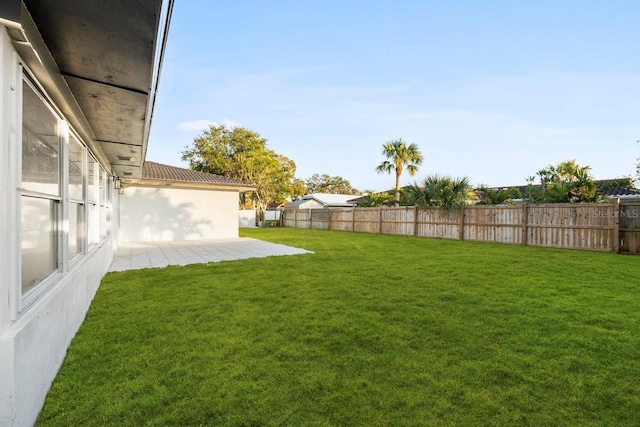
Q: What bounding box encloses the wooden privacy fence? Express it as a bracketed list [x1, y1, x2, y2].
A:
[282, 200, 640, 253]
[619, 203, 640, 254]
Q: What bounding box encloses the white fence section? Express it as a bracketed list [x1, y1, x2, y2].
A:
[264, 209, 282, 221]
[239, 209, 256, 227]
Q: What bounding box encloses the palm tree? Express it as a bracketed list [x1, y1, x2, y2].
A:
[536, 160, 601, 203]
[477, 187, 522, 205]
[375, 139, 423, 206]
[408, 175, 473, 212]
[356, 190, 393, 207]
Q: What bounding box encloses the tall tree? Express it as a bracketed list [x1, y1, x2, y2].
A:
[289, 178, 308, 200]
[375, 139, 423, 206]
[305, 174, 359, 194]
[181, 125, 298, 218]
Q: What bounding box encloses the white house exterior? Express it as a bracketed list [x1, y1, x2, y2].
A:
[120, 162, 255, 242]
[288, 193, 359, 209]
[0, 2, 174, 425]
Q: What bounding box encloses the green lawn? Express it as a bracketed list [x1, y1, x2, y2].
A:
[38, 229, 640, 426]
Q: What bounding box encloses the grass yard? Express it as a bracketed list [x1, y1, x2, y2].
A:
[38, 229, 640, 426]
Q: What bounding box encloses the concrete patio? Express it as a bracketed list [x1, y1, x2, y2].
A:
[109, 238, 311, 272]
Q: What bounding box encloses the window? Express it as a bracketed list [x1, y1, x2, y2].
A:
[22, 81, 60, 196]
[21, 197, 58, 294]
[19, 70, 114, 306]
[20, 78, 61, 296]
[87, 156, 98, 247]
[99, 167, 106, 239]
[68, 134, 85, 260]
[106, 176, 112, 236]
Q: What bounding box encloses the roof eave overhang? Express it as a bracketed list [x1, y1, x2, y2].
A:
[122, 178, 257, 193]
[5, 0, 174, 179]
[7, 4, 110, 169]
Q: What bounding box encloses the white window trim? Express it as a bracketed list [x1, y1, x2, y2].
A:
[68, 129, 86, 266]
[18, 73, 65, 312]
[8, 49, 21, 320]
[15, 60, 113, 316]
[60, 120, 69, 273]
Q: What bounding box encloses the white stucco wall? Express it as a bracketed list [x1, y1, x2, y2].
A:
[119, 186, 240, 242]
[0, 27, 119, 426]
[0, 239, 114, 427]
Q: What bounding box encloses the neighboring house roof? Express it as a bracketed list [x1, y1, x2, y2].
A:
[287, 199, 312, 208]
[267, 201, 287, 209]
[311, 193, 359, 206]
[488, 179, 640, 199]
[595, 179, 640, 197]
[347, 186, 415, 204]
[123, 161, 256, 191]
[290, 193, 359, 208]
[347, 195, 367, 203]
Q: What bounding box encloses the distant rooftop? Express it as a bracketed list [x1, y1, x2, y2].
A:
[289, 193, 360, 207]
[490, 179, 639, 198]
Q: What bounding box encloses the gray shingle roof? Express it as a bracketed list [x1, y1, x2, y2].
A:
[596, 179, 640, 197]
[490, 179, 639, 197]
[142, 162, 253, 187]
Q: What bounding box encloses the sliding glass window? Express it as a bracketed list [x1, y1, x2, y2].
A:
[68, 133, 85, 260]
[21, 78, 61, 296]
[99, 167, 106, 240]
[19, 68, 113, 308]
[87, 156, 98, 247]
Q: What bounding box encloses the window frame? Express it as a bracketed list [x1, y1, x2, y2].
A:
[16, 63, 114, 314]
[19, 73, 65, 309]
[87, 154, 99, 248]
[67, 129, 86, 265]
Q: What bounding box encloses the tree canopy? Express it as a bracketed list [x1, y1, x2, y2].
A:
[181, 125, 298, 216]
[375, 138, 423, 206]
[408, 175, 474, 211]
[305, 174, 359, 194]
[525, 159, 600, 203]
[477, 187, 522, 205]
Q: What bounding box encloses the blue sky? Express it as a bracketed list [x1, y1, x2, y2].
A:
[148, 0, 640, 192]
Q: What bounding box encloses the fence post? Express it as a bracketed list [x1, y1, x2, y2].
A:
[328, 207, 332, 230]
[294, 208, 298, 228]
[352, 206, 356, 232]
[379, 207, 383, 234]
[521, 202, 528, 245]
[414, 205, 418, 237]
[613, 197, 620, 253]
[458, 204, 465, 240]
